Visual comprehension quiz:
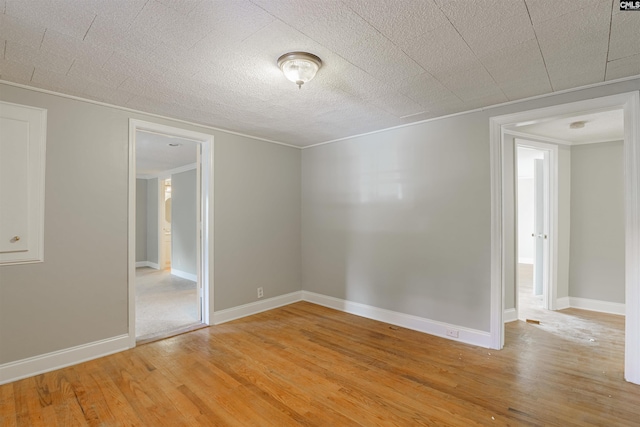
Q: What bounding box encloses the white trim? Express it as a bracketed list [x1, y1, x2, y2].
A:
[568, 297, 626, 315]
[171, 268, 197, 282]
[507, 129, 622, 147]
[490, 91, 640, 385]
[489, 111, 504, 349]
[2, 76, 638, 151]
[137, 162, 197, 180]
[128, 120, 136, 349]
[519, 257, 534, 264]
[506, 129, 572, 146]
[556, 297, 571, 310]
[301, 75, 640, 150]
[135, 261, 159, 269]
[129, 119, 215, 351]
[0, 80, 299, 149]
[0, 335, 129, 385]
[213, 292, 303, 325]
[571, 138, 625, 146]
[503, 308, 518, 323]
[302, 291, 492, 348]
[624, 91, 640, 384]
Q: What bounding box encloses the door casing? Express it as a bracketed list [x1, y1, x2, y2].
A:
[490, 91, 640, 385]
[128, 119, 214, 348]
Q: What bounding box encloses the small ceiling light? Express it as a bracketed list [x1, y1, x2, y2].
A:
[277, 52, 322, 89]
[168, 143, 182, 147]
[569, 121, 586, 129]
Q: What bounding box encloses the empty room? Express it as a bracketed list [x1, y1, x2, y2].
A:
[1, 1, 640, 425]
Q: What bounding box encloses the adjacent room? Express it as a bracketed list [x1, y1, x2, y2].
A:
[134, 130, 204, 342]
[0, 1, 639, 425]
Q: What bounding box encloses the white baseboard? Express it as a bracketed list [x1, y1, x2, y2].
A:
[503, 308, 518, 323]
[1, 291, 499, 385]
[301, 291, 491, 348]
[518, 258, 533, 264]
[213, 291, 303, 325]
[136, 261, 159, 269]
[0, 334, 129, 385]
[568, 297, 625, 315]
[556, 297, 570, 310]
[171, 268, 197, 282]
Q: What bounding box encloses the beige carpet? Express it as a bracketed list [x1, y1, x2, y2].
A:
[135, 267, 200, 339]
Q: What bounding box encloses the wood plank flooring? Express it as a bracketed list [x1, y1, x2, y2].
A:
[1, 301, 638, 426]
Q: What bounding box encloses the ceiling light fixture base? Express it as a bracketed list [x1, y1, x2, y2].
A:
[277, 52, 322, 89]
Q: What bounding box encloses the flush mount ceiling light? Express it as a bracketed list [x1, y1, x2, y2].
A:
[569, 120, 587, 129]
[277, 52, 322, 89]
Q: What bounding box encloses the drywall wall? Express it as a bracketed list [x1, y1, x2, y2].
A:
[171, 169, 197, 276]
[135, 179, 148, 262]
[0, 82, 301, 364]
[302, 116, 492, 330]
[569, 141, 625, 303]
[214, 138, 301, 310]
[302, 78, 638, 332]
[146, 178, 159, 265]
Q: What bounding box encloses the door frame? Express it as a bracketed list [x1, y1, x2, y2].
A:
[158, 176, 172, 270]
[489, 91, 640, 385]
[128, 119, 214, 348]
[514, 139, 558, 313]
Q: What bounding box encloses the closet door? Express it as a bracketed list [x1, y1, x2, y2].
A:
[0, 101, 46, 264]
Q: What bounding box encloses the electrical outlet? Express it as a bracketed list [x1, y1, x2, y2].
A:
[257, 287, 264, 298]
[446, 329, 459, 338]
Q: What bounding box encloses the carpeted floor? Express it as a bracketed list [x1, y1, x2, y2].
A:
[136, 267, 201, 339]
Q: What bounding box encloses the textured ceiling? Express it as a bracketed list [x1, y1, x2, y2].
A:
[0, 0, 638, 147]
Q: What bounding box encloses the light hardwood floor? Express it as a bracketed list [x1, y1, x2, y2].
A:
[1, 301, 638, 426]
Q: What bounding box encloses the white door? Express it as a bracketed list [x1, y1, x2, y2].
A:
[533, 158, 544, 296]
[532, 153, 550, 307]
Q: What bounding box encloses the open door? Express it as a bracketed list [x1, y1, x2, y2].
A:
[532, 157, 549, 301]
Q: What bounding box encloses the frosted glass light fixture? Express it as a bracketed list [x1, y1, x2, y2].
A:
[277, 52, 322, 89]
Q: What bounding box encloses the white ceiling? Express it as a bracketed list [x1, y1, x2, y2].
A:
[136, 131, 197, 176]
[515, 108, 624, 144]
[0, 0, 638, 147]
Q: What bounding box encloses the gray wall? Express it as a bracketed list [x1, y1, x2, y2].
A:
[0, 82, 301, 364]
[135, 179, 148, 262]
[302, 119, 492, 330]
[171, 169, 197, 276]
[302, 78, 639, 332]
[569, 141, 625, 303]
[215, 139, 301, 309]
[146, 178, 159, 265]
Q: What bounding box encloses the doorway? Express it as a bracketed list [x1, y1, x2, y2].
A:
[516, 143, 551, 319]
[489, 91, 640, 385]
[128, 120, 214, 346]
